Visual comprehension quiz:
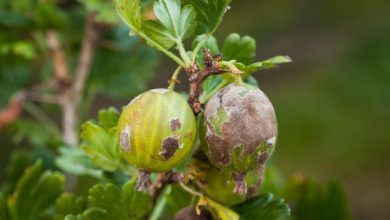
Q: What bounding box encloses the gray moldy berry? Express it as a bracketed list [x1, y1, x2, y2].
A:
[200, 83, 277, 195]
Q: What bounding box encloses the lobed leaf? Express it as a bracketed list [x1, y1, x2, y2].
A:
[197, 196, 239, 220]
[89, 25, 159, 98]
[2, 150, 32, 195]
[56, 146, 103, 178]
[7, 160, 65, 220]
[153, 0, 196, 41]
[142, 20, 176, 49]
[241, 55, 292, 74]
[232, 193, 290, 220]
[113, 0, 142, 31]
[183, 0, 232, 34]
[98, 107, 120, 130]
[84, 181, 152, 220]
[80, 121, 123, 172]
[192, 34, 219, 67]
[286, 179, 351, 220]
[222, 33, 256, 65]
[80, 0, 119, 24]
[55, 193, 86, 219]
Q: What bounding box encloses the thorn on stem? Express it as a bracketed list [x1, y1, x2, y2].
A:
[232, 171, 247, 195]
[135, 169, 151, 192]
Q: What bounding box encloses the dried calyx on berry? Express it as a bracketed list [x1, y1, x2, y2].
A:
[117, 88, 196, 191]
[200, 82, 277, 195]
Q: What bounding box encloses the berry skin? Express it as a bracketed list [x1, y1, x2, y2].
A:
[200, 83, 277, 195]
[188, 159, 263, 206]
[117, 89, 196, 190]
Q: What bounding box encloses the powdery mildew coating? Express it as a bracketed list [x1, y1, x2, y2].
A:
[203, 83, 278, 171]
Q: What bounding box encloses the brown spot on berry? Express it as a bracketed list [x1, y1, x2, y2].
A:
[161, 136, 180, 160]
[120, 125, 131, 153]
[170, 118, 181, 131]
[258, 151, 269, 165]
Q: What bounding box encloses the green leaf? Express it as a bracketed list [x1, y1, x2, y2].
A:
[0, 192, 10, 220]
[242, 55, 292, 74]
[165, 185, 193, 214]
[142, 20, 176, 49]
[84, 181, 152, 220]
[7, 160, 65, 220]
[192, 35, 219, 67]
[89, 26, 159, 99]
[286, 180, 351, 220]
[55, 193, 86, 219]
[114, 0, 142, 31]
[121, 181, 153, 220]
[10, 119, 54, 147]
[232, 193, 290, 220]
[35, 3, 67, 28]
[56, 146, 103, 178]
[2, 150, 32, 194]
[98, 107, 120, 130]
[80, 0, 119, 24]
[0, 61, 29, 108]
[199, 75, 230, 104]
[198, 196, 239, 220]
[243, 75, 259, 88]
[80, 121, 122, 172]
[222, 33, 256, 65]
[153, 0, 196, 41]
[183, 0, 232, 34]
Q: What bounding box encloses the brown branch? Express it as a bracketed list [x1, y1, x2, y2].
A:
[72, 13, 100, 99]
[61, 13, 101, 147]
[46, 31, 71, 87]
[0, 92, 25, 128]
[186, 49, 224, 115]
[27, 91, 61, 105]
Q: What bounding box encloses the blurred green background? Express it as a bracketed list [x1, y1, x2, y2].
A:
[1, 0, 390, 219]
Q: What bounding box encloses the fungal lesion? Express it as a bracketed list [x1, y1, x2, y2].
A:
[160, 136, 180, 160]
[257, 151, 269, 165]
[207, 107, 229, 137]
[169, 118, 181, 131]
[120, 125, 131, 153]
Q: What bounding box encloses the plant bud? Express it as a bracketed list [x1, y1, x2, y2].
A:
[201, 83, 277, 195]
[117, 89, 196, 191]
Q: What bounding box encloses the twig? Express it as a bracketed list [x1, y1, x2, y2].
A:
[46, 31, 70, 87]
[168, 66, 182, 91]
[72, 13, 100, 99]
[61, 13, 102, 191]
[27, 92, 61, 105]
[186, 49, 224, 114]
